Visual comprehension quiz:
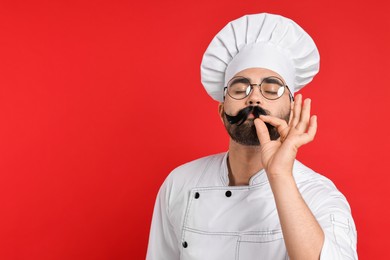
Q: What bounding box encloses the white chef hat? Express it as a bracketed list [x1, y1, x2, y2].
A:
[201, 13, 320, 102]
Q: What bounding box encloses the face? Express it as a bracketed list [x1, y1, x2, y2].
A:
[219, 68, 293, 146]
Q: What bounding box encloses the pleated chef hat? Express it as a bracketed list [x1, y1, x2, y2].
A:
[201, 13, 320, 102]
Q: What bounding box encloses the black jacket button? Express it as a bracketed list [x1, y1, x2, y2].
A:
[225, 190, 232, 197]
[182, 241, 188, 248]
[194, 192, 200, 199]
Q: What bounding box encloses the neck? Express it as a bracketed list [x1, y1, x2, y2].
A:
[227, 139, 264, 186]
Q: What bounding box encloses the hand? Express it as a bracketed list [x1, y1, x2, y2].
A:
[254, 94, 317, 178]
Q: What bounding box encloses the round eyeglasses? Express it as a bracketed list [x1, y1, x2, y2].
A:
[224, 76, 293, 101]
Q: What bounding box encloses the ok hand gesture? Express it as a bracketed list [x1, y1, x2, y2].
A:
[254, 94, 317, 178]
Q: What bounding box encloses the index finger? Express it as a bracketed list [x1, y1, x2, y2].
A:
[254, 118, 271, 145]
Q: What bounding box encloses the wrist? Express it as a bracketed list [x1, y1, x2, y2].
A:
[267, 172, 295, 184]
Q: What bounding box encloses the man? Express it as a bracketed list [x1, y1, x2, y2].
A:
[147, 13, 357, 259]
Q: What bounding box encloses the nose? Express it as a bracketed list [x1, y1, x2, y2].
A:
[246, 84, 262, 106]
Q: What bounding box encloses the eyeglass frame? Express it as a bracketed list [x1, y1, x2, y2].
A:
[223, 76, 294, 101]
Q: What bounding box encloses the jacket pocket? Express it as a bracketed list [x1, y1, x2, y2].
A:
[181, 229, 238, 260]
[237, 231, 287, 260]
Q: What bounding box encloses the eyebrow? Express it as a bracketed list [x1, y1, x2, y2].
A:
[232, 76, 284, 85]
[230, 77, 250, 83]
[262, 77, 284, 85]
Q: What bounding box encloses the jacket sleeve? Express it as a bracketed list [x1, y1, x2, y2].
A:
[318, 204, 358, 259]
[146, 178, 180, 260]
[302, 178, 358, 259]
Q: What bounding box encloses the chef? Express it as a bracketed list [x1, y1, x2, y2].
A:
[146, 13, 358, 260]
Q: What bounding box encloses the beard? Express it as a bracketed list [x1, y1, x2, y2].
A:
[223, 106, 290, 146]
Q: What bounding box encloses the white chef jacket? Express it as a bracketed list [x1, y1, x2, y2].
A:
[146, 152, 357, 260]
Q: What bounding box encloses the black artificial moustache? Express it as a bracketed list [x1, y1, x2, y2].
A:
[224, 106, 268, 126]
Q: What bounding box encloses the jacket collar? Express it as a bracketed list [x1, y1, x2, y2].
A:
[220, 152, 268, 186]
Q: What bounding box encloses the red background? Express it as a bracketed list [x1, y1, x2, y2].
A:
[0, 0, 388, 259]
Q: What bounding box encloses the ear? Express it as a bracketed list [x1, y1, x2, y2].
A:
[218, 102, 225, 123]
[288, 99, 294, 125]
